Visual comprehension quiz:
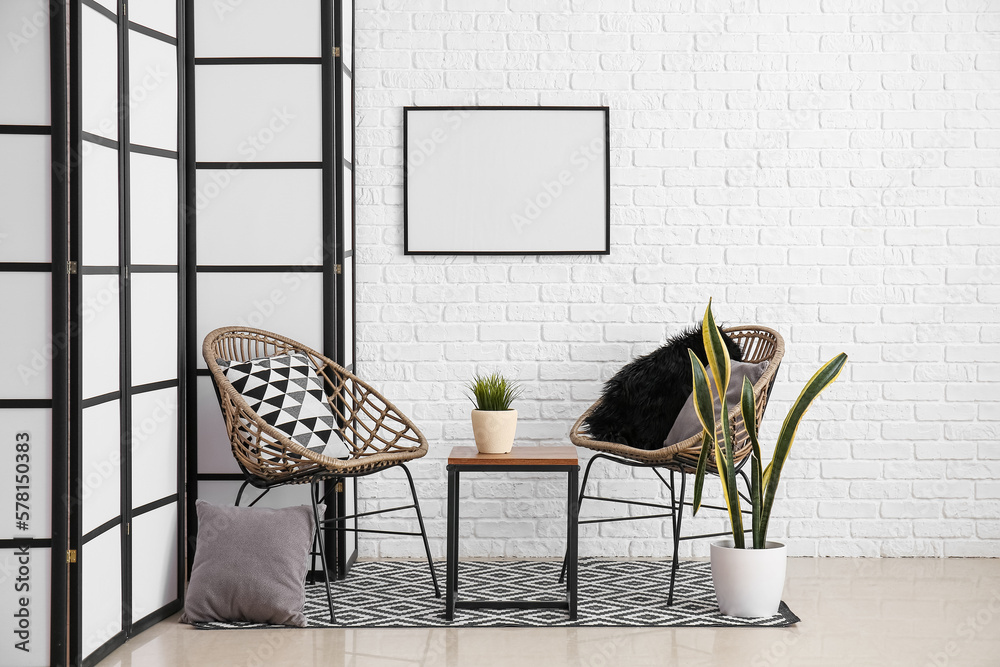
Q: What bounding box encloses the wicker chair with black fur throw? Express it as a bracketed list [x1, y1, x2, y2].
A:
[203, 326, 440, 622]
[559, 326, 785, 606]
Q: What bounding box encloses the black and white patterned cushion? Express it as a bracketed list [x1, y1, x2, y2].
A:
[219, 352, 347, 459]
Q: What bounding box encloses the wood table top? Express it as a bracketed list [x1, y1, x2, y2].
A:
[447, 445, 578, 466]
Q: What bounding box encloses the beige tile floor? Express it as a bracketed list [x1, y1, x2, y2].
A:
[98, 558, 1000, 667]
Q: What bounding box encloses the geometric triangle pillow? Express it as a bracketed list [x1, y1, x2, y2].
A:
[218, 352, 349, 460]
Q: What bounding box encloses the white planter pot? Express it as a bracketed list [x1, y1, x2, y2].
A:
[710, 539, 787, 618]
[470, 409, 517, 454]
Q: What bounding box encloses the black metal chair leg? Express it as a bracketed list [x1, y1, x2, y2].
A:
[247, 488, 270, 508]
[235, 481, 271, 509]
[310, 475, 336, 622]
[234, 480, 250, 507]
[402, 464, 441, 598]
[307, 532, 319, 585]
[559, 453, 599, 584]
[667, 469, 687, 606]
[736, 468, 753, 505]
[308, 482, 321, 585]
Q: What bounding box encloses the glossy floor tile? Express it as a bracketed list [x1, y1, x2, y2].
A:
[97, 558, 1000, 667]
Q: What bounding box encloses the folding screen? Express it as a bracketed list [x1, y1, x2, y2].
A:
[187, 0, 357, 576]
[335, 0, 358, 574]
[68, 0, 184, 664]
[0, 2, 68, 665]
[0, 1, 354, 662]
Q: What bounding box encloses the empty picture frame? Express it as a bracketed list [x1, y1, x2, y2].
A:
[404, 106, 610, 255]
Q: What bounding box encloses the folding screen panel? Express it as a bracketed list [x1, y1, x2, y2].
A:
[69, 1, 184, 664]
[0, 2, 68, 665]
[187, 0, 357, 577]
[125, 7, 183, 634]
[0, 1, 352, 661]
[335, 0, 359, 574]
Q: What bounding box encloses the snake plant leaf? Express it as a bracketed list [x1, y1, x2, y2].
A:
[688, 349, 716, 439]
[713, 428, 733, 537]
[702, 299, 731, 402]
[740, 376, 765, 548]
[692, 431, 712, 515]
[751, 452, 764, 549]
[718, 392, 744, 548]
[740, 376, 761, 466]
[760, 352, 848, 540]
[689, 337, 743, 548]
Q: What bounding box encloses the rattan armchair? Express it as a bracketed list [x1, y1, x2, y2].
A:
[560, 326, 785, 605]
[203, 326, 440, 622]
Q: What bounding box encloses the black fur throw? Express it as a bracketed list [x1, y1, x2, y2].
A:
[583, 326, 743, 450]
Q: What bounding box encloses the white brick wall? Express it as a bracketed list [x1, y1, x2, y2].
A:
[353, 0, 999, 559]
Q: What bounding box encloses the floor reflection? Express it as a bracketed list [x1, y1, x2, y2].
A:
[97, 558, 1000, 667]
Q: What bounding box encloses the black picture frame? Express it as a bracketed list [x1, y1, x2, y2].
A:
[402, 105, 611, 256]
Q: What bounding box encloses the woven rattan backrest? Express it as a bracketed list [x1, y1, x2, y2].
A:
[720, 326, 783, 458]
[569, 325, 785, 470]
[203, 327, 425, 481]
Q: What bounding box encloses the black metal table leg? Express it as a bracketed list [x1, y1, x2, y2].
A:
[446, 465, 457, 621]
[444, 450, 579, 621]
[453, 470, 460, 593]
[560, 454, 599, 584]
[567, 465, 579, 620]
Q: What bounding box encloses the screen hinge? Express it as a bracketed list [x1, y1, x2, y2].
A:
[333, 46, 340, 58]
[335, 264, 342, 275]
[67, 549, 77, 563]
[336, 482, 343, 492]
[67, 261, 77, 274]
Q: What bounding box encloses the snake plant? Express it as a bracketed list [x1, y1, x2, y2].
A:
[689, 300, 848, 549]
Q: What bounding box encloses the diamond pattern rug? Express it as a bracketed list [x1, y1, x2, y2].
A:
[191, 559, 799, 629]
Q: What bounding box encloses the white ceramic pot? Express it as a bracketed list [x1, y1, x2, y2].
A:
[710, 539, 787, 618]
[470, 409, 517, 454]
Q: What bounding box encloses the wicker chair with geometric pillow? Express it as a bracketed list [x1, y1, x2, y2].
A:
[202, 326, 440, 622]
[559, 326, 785, 606]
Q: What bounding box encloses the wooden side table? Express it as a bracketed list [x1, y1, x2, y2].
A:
[445, 445, 580, 621]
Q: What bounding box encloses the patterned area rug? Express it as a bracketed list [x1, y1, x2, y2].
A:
[191, 559, 799, 629]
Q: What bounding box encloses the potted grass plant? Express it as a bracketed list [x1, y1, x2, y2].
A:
[467, 373, 523, 454]
[689, 300, 847, 618]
